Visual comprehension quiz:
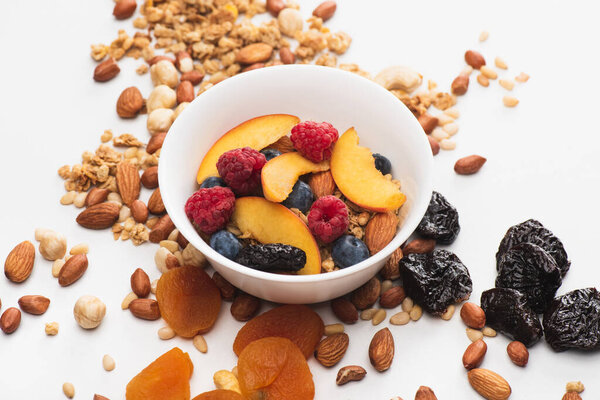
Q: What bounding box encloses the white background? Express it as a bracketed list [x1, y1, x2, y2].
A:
[2, 0, 600, 399]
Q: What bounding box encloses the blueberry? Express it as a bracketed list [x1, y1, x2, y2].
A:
[373, 153, 392, 175]
[200, 176, 226, 189]
[209, 230, 242, 260]
[282, 180, 314, 213]
[332, 235, 370, 268]
[260, 148, 282, 161]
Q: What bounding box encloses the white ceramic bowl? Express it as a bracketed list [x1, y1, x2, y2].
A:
[159, 65, 433, 304]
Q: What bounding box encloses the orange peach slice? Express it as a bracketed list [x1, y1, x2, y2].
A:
[330, 128, 406, 212]
[262, 152, 329, 202]
[231, 197, 321, 275]
[196, 114, 300, 184]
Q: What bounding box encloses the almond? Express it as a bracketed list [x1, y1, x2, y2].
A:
[364, 212, 398, 254]
[562, 393, 582, 400]
[460, 302, 486, 329]
[454, 155, 487, 175]
[165, 253, 180, 269]
[230, 293, 261, 321]
[58, 254, 88, 287]
[85, 187, 109, 207]
[116, 162, 141, 206]
[331, 297, 358, 324]
[94, 58, 120, 82]
[465, 50, 486, 69]
[467, 368, 511, 400]
[94, 395, 110, 400]
[369, 327, 394, 372]
[269, 136, 294, 153]
[428, 135, 440, 155]
[236, 43, 273, 64]
[336, 365, 366, 386]
[462, 339, 487, 370]
[148, 188, 165, 214]
[1, 307, 21, 334]
[131, 200, 149, 223]
[418, 113, 438, 134]
[402, 238, 435, 255]
[4, 241, 35, 283]
[130, 268, 151, 298]
[312, 1, 337, 21]
[76, 202, 120, 229]
[279, 47, 295, 64]
[141, 165, 159, 188]
[350, 277, 381, 310]
[116, 86, 144, 118]
[266, 0, 285, 16]
[315, 332, 349, 367]
[506, 341, 528, 367]
[451, 74, 469, 95]
[176, 81, 194, 104]
[180, 70, 205, 86]
[415, 386, 438, 400]
[129, 298, 161, 320]
[18, 295, 50, 315]
[176, 232, 189, 250]
[381, 247, 402, 280]
[113, 0, 137, 19]
[212, 272, 236, 301]
[379, 286, 406, 309]
[308, 170, 336, 198]
[149, 214, 175, 243]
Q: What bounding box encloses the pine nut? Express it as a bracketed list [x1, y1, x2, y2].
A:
[60, 191, 77, 205]
[441, 305, 455, 321]
[477, 74, 489, 87]
[409, 304, 423, 321]
[69, 243, 89, 255]
[401, 297, 414, 313]
[480, 66, 497, 79]
[372, 309, 387, 326]
[466, 327, 484, 342]
[440, 139, 457, 151]
[479, 31, 489, 42]
[63, 382, 75, 398]
[121, 292, 138, 310]
[444, 107, 460, 119]
[499, 79, 514, 91]
[503, 96, 519, 107]
[494, 57, 508, 69]
[482, 327, 497, 337]
[381, 280, 393, 294]
[443, 122, 459, 136]
[193, 335, 208, 353]
[324, 323, 344, 336]
[360, 308, 377, 320]
[102, 354, 116, 371]
[158, 326, 176, 340]
[390, 311, 410, 325]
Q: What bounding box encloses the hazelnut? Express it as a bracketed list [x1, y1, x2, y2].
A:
[146, 85, 176, 113]
[37, 229, 67, 261]
[147, 108, 174, 135]
[150, 60, 178, 88]
[73, 295, 106, 329]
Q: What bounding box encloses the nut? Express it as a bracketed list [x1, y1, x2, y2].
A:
[70, 243, 89, 255]
[441, 304, 456, 321]
[479, 31, 489, 42]
[182, 243, 207, 267]
[58, 254, 88, 287]
[324, 323, 344, 336]
[193, 334, 208, 353]
[158, 325, 176, 340]
[4, 241, 35, 283]
[131, 268, 151, 297]
[73, 295, 106, 329]
[148, 188, 165, 214]
[102, 354, 116, 371]
[147, 108, 174, 135]
[417, 113, 438, 134]
[266, 0, 285, 16]
[563, 394, 583, 400]
[94, 58, 120, 82]
[230, 293, 261, 321]
[369, 327, 394, 372]
[428, 136, 440, 155]
[364, 212, 398, 254]
[482, 327, 497, 337]
[236, 43, 274, 65]
[154, 247, 171, 273]
[18, 295, 50, 315]
[503, 96, 519, 107]
[381, 247, 402, 280]
[45, 321, 59, 335]
[379, 286, 406, 309]
[278, 8, 303, 37]
[212, 272, 236, 301]
[149, 214, 175, 243]
[116, 87, 144, 118]
[454, 155, 487, 175]
[242, 63, 265, 73]
[146, 133, 166, 155]
[130, 200, 149, 224]
[181, 70, 205, 85]
[1, 307, 21, 334]
[150, 59, 178, 88]
[480, 66, 498, 79]
[214, 370, 241, 394]
[148, 55, 175, 66]
[360, 308, 377, 320]
[477, 74, 490, 87]
[279, 47, 295, 64]
[389, 311, 410, 325]
[113, 0, 136, 19]
[37, 230, 67, 261]
[85, 188, 110, 207]
[116, 161, 141, 206]
[350, 277, 381, 310]
[146, 85, 176, 114]
[63, 382, 75, 399]
[176, 81, 195, 104]
[336, 365, 366, 386]
[308, 171, 336, 198]
[499, 79, 514, 91]
[77, 202, 120, 229]
[467, 368, 512, 400]
[121, 292, 138, 309]
[566, 381, 585, 393]
[402, 239, 435, 255]
[374, 66, 422, 93]
[313, 1, 337, 21]
[371, 308, 387, 325]
[141, 166, 159, 189]
[451, 74, 469, 95]
[515, 72, 530, 83]
[331, 297, 358, 324]
[129, 298, 161, 320]
[464, 50, 486, 69]
[175, 51, 193, 73]
[52, 259, 65, 278]
[409, 304, 423, 321]
[415, 386, 438, 400]
[460, 302, 486, 329]
[506, 341, 528, 367]
[466, 327, 484, 342]
[315, 332, 349, 367]
[495, 57, 508, 70]
[462, 339, 487, 370]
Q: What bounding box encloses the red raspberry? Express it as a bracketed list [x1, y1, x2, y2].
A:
[307, 195, 349, 243]
[185, 186, 235, 234]
[290, 121, 339, 162]
[216, 147, 266, 195]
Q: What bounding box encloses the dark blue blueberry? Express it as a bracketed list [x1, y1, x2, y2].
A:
[200, 176, 227, 189]
[282, 180, 314, 213]
[373, 153, 392, 175]
[260, 148, 282, 161]
[210, 230, 242, 260]
[331, 235, 370, 268]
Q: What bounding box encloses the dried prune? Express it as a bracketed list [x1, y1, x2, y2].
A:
[495, 243, 562, 313]
[416, 191, 460, 244]
[496, 219, 570, 277]
[543, 288, 600, 352]
[480, 288, 543, 347]
[398, 249, 472, 315]
[235, 244, 306, 272]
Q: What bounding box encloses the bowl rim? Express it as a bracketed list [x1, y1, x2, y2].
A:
[160, 64, 433, 284]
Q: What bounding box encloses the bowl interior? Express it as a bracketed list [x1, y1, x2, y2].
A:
[159, 65, 432, 284]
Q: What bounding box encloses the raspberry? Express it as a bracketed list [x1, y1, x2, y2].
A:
[185, 186, 235, 234]
[290, 121, 339, 162]
[216, 147, 266, 195]
[307, 195, 349, 243]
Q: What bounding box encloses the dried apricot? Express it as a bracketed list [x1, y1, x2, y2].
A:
[156, 265, 221, 337]
[237, 337, 315, 400]
[233, 304, 324, 359]
[126, 347, 193, 400]
[192, 390, 245, 400]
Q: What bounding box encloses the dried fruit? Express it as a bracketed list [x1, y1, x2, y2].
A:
[192, 390, 244, 400]
[460, 302, 486, 329]
[467, 368, 512, 400]
[1, 307, 21, 334]
[233, 304, 324, 359]
[230, 293, 261, 322]
[331, 297, 358, 324]
[416, 191, 460, 244]
[18, 295, 50, 315]
[76, 202, 120, 229]
[350, 277, 381, 310]
[369, 327, 394, 372]
[4, 241, 35, 283]
[314, 332, 349, 367]
[402, 239, 435, 255]
[507, 341, 529, 366]
[235, 244, 306, 272]
[336, 365, 366, 386]
[58, 254, 88, 286]
[399, 250, 472, 315]
[212, 272, 236, 301]
[462, 339, 487, 370]
[156, 266, 221, 337]
[117, 87, 144, 118]
[454, 155, 487, 175]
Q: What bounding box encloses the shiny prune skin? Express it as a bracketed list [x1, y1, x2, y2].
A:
[398, 249, 472, 315]
[496, 243, 562, 313]
[481, 288, 543, 347]
[496, 219, 570, 277]
[543, 288, 600, 352]
[416, 191, 460, 244]
[235, 243, 306, 272]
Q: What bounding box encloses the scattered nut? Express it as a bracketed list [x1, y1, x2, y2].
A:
[37, 229, 67, 261]
[451, 74, 469, 95]
[121, 292, 138, 310]
[369, 327, 394, 372]
[482, 326, 497, 337]
[70, 243, 89, 255]
[495, 57, 508, 70]
[566, 381, 585, 393]
[374, 66, 422, 93]
[515, 72, 530, 83]
[507, 341, 529, 367]
[324, 323, 345, 336]
[466, 327, 484, 342]
[477, 74, 490, 87]
[45, 321, 59, 336]
[371, 308, 387, 326]
[150, 59, 178, 88]
[1, 307, 21, 334]
[102, 354, 116, 371]
[73, 295, 106, 329]
[193, 334, 208, 353]
[409, 304, 423, 321]
[360, 308, 377, 321]
[278, 8, 303, 37]
[439, 139, 456, 151]
[146, 85, 176, 114]
[454, 155, 487, 175]
[389, 311, 410, 325]
[441, 305, 455, 321]
[214, 370, 241, 394]
[147, 108, 174, 135]
[499, 79, 514, 91]
[479, 31, 489, 42]
[465, 50, 486, 69]
[480, 65, 497, 79]
[62, 382, 75, 399]
[158, 325, 176, 340]
[336, 365, 366, 386]
[503, 96, 519, 107]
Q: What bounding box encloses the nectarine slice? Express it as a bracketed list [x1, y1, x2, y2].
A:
[231, 197, 321, 275]
[126, 347, 193, 400]
[330, 127, 406, 212]
[197, 114, 300, 184]
[192, 390, 244, 400]
[262, 152, 330, 202]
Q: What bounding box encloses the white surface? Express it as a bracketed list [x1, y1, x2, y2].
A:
[1, 1, 600, 399]
[160, 65, 433, 304]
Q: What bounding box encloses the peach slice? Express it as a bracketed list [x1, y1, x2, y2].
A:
[330, 127, 406, 212]
[262, 152, 330, 202]
[196, 114, 300, 184]
[231, 197, 321, 275]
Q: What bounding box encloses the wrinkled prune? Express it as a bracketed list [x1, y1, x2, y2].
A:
[480, 288, 543, 347]
[416, 191, 460, 244]
[496, 243, 562, 313]
[496, 219, 570, 277]
[235, 244, 306, 272]
[398, 249, 472, 315]
[543, 288, 600, 352]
